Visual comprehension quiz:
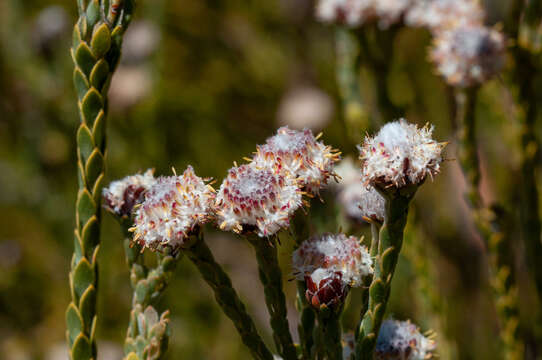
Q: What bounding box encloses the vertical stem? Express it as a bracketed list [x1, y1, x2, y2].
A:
[185, 232, 274, 360]
[247, 235, 297, 360]
[318, 307, 343, 360]
[355, 186, 416, 359]
[454, 87, 523, 359]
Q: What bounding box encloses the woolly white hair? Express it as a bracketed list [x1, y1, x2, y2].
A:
[405, 0, 484, 33]
[376, 319, 436, 359]
[359, 119, 445, 187]
[103, 169, 155, 217]
[131, 166, 215, 249]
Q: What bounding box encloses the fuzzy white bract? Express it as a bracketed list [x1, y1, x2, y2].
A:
[334, 158, 385, 222]
[373, 0, 413, 29]
[103, 169, 155, 217]
[215, 163, 302, 237]
[131, 166, 215, 250]
[359, 119, 445, 187]
[252, 126, 340, 195]
[376, 319, 436, 359]
[293, 233, 373, 287]
[405, 0, 484, 33]
[430, 24, 505, 87]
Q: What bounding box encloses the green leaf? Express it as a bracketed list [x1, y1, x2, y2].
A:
[91, 23, 112, 58]
[380, 246, 396, 275]
[369, 278, 385, 303]
[73, 258, 95, 300]
[74, 68, 89, 101]
[72, 334, 93, 360]
[85, 0, 100, 28]
[81, 217, 99, 258]
[89, 59, 110, 92]
[85, 149, 103, 188]
[77, 161, 86, 189]
[75, 43, 96, 77]
[161, 256, 176, 273]
[77, 189, 96, 229]
[135, 281, 150, 305]
[91, 173, 105, 207]
[106, 26, 124, 70]
[73, 24, 82, 49]
[79, 286, 97, 331]
[66, 303, 83, 346]
[77, 125, 94, 164]
[81, 88, 103, 127]
[74, 230, 83, 261]
[91, 111, 105, 152]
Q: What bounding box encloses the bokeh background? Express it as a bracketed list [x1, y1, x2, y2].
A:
[1, 0, 540, 359]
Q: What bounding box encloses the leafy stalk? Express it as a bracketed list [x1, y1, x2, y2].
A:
[454, 87, 522, 359]
[184, 231, 274, 360]
[355, 185, 417, 359]
[247, 235, 297, 360]
[66, 1, 135, 359]
[318, 306, 343, 360]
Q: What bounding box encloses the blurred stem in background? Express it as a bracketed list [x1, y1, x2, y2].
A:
[247, 234, 297, 360]
[454, 86, 522, 359]
[184, 230, 274, 360]
[66, 1, 135, 359]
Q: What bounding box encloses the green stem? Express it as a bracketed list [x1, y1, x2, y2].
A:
[454, 87, 522, 359]
[185, 232, 273, 360]
[247, 235, 297, 360]
[318, 307, 343, 360]
[355, 185, 416, 359]
[67, 1, 135, 359]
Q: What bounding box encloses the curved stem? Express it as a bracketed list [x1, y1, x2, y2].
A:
[185, 232, 273, 360]
[247, 235, 297, 360]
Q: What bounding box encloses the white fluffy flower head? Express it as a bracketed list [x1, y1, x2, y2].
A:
[406, 0, 484, 33]
[103, 169, 155, 217]
[430, 24, 506, 87]
[253, 126, 340, 195]
[215, 163, 302, 237]
[131, 166, 215, 250]
[293, 233, 372, 308]
[376, 319, 436, 359]
[359, 119, 445, 187]
[334, 158, 385, 222]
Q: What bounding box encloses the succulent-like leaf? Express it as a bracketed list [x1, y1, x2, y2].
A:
[81, 217, 99, 258]
[77, 125, 94, 164]
[79, 286, 97, 331]
[77, 189, 96, 228]
[66, 304, 83, 346]
[85, 150, 104, 187]
[75, 43, 96, 76]
[72, 334, 93, 360]
[81, 89, 103, 126]
[91, 23, 112, 58]
[90, 60, 110, 92]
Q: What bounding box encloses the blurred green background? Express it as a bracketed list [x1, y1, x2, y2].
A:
[1, 0, 540, 359]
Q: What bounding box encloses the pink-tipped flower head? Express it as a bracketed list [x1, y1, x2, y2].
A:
[253, 126, 340, 195]
[103, 169, 155, 217]
[376, 319, 436, 359]
[430, 24, 505, 88]
[292, 233, 373, 309]
[334, 158, 385, 222]
[215, 163, 302, 237]
[131, 166, 215, 250]
[406, 0, 484, 33]
[359, 119, 445, 188]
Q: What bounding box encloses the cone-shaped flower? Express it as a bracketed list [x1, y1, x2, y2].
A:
[430, 24, 505, 88]
[252, 126, 340, 195]
[334, 157, 385, 222]
[292, 233, 373, 309]
[215, 163, 302, 237]
[375, 319, 436, 359]
[103, 169, 155, 217]
[359, 119, 445, 188]
[131, 166, 215, 250]
[406, 0, 484, 33]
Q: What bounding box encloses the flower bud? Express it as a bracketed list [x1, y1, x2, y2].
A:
[376, 319, 436, 359]
[103, 169, 155, 217]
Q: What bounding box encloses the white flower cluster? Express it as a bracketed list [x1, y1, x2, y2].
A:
[253, 126, 340, 195]
[131, 166, 215, 250]
[103, 169, 155, 217]
[405, 0, 484, 33]
[292, 233, 373, 287]
[333, 157, 385, 222]
[215, 164, 302, 237]
[375, 319, 436, 359]
[315, 0, 413, 29]
[430, 24, 505, 87]
[359, 119, 444, 187]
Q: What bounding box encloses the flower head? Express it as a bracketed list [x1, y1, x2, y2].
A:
[430, 24, 506, 87]
[215, 163, 302, 237]
[103, 169, 155, 217]
[252, 126, 340, 195]
[131, 166, 215, 250]
[406, 0, 484, 33]
[376, 319, 436, 359]
[359, 119, 445, 188]
[292, 233, 373, 309]
[334, 158, 385, 222]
